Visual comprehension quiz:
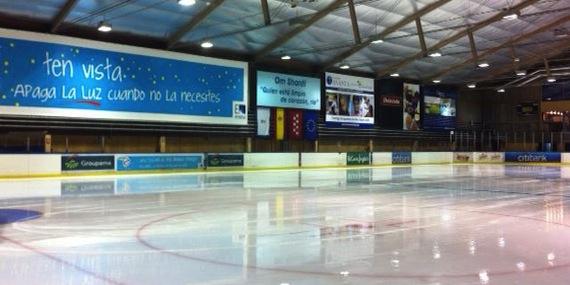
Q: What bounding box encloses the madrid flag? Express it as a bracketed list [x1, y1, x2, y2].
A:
[287, 109, 303, 140]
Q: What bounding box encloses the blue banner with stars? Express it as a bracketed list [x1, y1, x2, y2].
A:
[0, 29, 248, 125]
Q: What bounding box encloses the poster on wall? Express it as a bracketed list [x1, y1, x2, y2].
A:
[325, 72, 375, 128]
[0, 28, 248, 125]
[377, 79, 403, 129]
[423, 86, 457, 130]
[516, 102, 538, 116]
[256, 107, 270, 136]
[403, 83, 421, 130]
[256, 71, 320, 110]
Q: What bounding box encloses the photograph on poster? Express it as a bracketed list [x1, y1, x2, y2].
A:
[403, 83, 421, 130]
[325, 73, 375, 128]
[326, 93, 374, 117]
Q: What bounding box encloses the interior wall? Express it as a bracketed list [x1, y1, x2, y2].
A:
[166, 136, 246, 153]
[457, 90, 482, 127]
[461, 86, 541, 132]
[542, 100, 570, 111]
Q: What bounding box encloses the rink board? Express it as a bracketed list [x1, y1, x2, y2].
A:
[0, 151, 569, 178]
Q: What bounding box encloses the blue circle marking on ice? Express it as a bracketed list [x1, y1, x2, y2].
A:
[0, 209, 42, 225]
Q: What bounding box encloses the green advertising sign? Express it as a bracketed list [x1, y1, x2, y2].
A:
[347, 152, 370, 165]
[207, 154, 244, 167]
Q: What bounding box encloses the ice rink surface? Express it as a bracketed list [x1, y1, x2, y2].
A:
[0, 164, 569, 285]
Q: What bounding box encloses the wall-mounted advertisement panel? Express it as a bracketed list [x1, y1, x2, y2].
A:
[423, 86, 457, 130]
[256, 71, 320, 110]
[504, 152, 561, 163]
[61, 154, 115, 172]
[116, 154, 204, 171]
[325, 73, 375, 128]
[0, 28, 248, 125]
[543, 81, 570, 101]
[403, 83, 421, 130]
[377, 80, 403, 129]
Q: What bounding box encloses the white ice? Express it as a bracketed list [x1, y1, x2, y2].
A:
[0, 164, 569, 285]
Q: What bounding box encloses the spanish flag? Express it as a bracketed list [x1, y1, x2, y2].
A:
[275, 108, 285, 140]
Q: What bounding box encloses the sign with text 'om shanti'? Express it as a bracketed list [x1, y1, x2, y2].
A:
[0, 28, 248, 125]
[256, 71, 321, 110]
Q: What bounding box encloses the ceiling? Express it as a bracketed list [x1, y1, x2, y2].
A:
[0, 0, 568, 85]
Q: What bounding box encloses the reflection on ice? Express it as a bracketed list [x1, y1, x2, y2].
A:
[0, 164, 568, 284]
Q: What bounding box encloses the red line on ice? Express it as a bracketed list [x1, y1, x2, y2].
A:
[135, 207, 570, 281]
[0, 235, 125, 285]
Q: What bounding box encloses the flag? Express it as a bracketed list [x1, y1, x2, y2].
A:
[287, 109, 303, 140]
[257, 107, 270, 136]
[275, 108, 285, 140]
[303, 110, 318, 141]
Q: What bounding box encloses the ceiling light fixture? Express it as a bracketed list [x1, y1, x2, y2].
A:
[497, 88, 505, 93]
[547, 77, 557, 83]
[515, 70, 526, 76]
[97, 21, 112, 32]
[200, 41, 214, 48]
[371, 39, 384, 44]
[177, 0, 196, 6]
[432, 79, 441, 83]
[502, 12, 519, 21]
[339, 64, 350, 70]
[477, 62, 490, 68]
[467, 83, 477, 89]
[554, 28, 569, 38]
[513, 57, 520, 62]
[428, 52, 442, 58]
[281, 55, 291, 60]
[390, 73, 400, 77]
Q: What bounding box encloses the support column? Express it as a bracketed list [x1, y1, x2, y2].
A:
[314, 139, 319, 152]
[44, 134, 52, 153]
[368, 139, 374, 152]
[101, 136, 106, 153]
[159, 136, 166, 153]
[246, 137, 252, 153]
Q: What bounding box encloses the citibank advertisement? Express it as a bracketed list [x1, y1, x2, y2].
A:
[505, 152, 561, 163]
[256, 71, 320, 110]
[116, 154, 204, 171]
[0, 28, 248, 125]
[325, 72, 374, 128]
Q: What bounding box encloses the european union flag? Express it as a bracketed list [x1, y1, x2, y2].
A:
[303, 110, 318, 141]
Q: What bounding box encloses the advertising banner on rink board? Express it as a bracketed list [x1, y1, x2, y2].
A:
[256, 71, 320, 110]
[116, 154, 204, 171]
[0, 28, 248, 125]
[392, 152, 412, 164]
[61, 181, 115, 196]
[473, 152, 504, 163]
[347, 152, 371, 165]
[207, 153, 244, 167]
[325, 73, 375, 128]
[403, 83, 421, 130]
[504, 152, 561, 163]
[61, 154, 115, 171]
[453, 152, 473, 163]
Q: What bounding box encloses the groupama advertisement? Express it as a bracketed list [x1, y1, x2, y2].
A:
[0, 28, 248, 125]
[61, 155, 115, 172]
